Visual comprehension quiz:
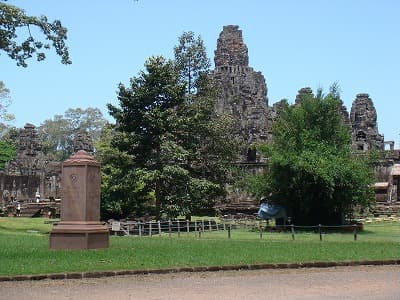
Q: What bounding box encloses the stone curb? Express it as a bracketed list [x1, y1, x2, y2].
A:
[0, 259, 399, 282]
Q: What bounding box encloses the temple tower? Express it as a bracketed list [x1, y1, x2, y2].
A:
[350, 93, 384, 151]
[211, 25, 270, 162]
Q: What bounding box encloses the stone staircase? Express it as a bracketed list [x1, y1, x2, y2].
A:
[19, 203, 45, 217]
[371, 203, 400, 217]
[9, 202, 60, 218]
[216, 197, 259, 216]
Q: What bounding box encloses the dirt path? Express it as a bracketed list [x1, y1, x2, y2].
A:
[1, 265, 399, 300]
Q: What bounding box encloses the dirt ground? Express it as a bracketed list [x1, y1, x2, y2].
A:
[1, 265, 399, 300]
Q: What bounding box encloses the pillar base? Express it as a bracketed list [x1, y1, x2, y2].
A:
[49, 221, 109, 249]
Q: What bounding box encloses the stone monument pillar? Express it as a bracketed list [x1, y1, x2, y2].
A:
[49, 150, 109, 249]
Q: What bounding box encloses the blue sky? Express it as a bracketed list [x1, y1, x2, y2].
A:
[2, 0, 400, 146]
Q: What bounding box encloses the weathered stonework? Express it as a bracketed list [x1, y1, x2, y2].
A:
[211, 25, 270, 162]
[295, 87, 314, 105]
[350, 93, 384, 151]
[73, 131, 94, 155]
[212, 25, 397, 214]
[0, 125, 98, 209]
[1, 124, 61, 208]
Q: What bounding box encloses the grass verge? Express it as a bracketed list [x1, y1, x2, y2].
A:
[0, 217, 399, 276]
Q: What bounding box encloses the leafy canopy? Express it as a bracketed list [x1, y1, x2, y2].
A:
[174, 31, 210, 95]
[0, 81, 15, 138]
[0, 139, 15, 169]
[0, 1, 70, 67]
[38, 107, 107, 161]
[250, 85, 374, 225]
[102, 43, 237, 219]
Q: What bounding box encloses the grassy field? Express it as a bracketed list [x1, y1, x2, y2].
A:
[0, 217, 399, 276]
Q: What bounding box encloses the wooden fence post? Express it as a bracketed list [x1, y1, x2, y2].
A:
[353, 224, 357, 241]
[186, 220, 189, 236]
[149, 221, 152, 237]
[138, 222, 142, 237]
[158, 220, 161, 236]
[228, 224, 231, 239]
[208, 219, 212, 232]
[168, 220, 172, 237]
[291, 224, 295, 241]
[319, 224, 322, 241]
[177, 220, 181, 237]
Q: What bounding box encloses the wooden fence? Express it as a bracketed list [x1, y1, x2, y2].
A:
[107, 218, 398, 241]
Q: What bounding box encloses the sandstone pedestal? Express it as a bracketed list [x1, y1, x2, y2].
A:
[49, 150, 109, 249]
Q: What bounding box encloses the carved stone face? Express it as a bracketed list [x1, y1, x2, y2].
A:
[212, 25, 270, 161]
[73, 132, 94, 154]
[350, 94, 383, 151]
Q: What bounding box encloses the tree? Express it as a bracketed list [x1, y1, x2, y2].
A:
[0, 81, 15, 137]
[249, 85, 374, 225]
[0, 81, 13, 121]
[0, 81, 17, 166]
[0, 1, 70, 67]
[174, 31, 210, 95]
[0, 139, 15, 169]
[95, 124, 154, 220]
[106, 56, 187, 219]
[103, 54, 238, 219]
[175, 81, 238, 217]
[38, 107, 107, 161]
[174, 32, 238, 216]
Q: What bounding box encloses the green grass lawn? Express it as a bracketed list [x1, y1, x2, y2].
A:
[0, 217, 399, 276]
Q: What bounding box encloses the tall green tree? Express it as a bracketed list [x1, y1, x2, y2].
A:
[38, 107, 107, 161]
[0, 81, 16, 166]
[175, 81, 238, 217]
[0, 81, 15, 137]
[95, 124, 154, 220]
[0, 1, 70, 67]
[0, 81, 13, 121]
[103, 54, 238, 219]
[174, 31, 210, 95]
[174, 32, 238, 210]
[250, 85, 374, 225]
[107, 56, 187, 219]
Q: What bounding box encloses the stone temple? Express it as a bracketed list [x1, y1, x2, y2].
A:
[350, 93, 384, 152]
[213, 25, 399, 214]
[211, 25, 271, 162]
[0, 124, 95, 217]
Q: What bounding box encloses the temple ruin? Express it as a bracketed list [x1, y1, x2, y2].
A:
[350, 93, 384, 152]
[0, 124, 95, 217]
[212, 25, 399, 214]
[1, 25, 398, 218]
[0, 124, 61, 207]
[211, 25, 271, 162]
